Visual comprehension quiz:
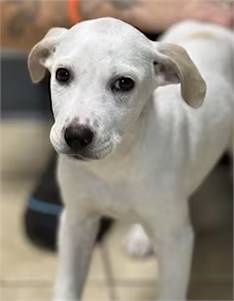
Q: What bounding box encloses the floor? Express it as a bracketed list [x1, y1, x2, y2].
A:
[0, 173, 233, 301]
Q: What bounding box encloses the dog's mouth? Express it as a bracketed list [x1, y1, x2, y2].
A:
[67, 142, 113, 162]
[69, 153, 93, 161]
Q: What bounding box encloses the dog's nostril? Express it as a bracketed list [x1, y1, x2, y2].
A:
[64, 126, 94, 151]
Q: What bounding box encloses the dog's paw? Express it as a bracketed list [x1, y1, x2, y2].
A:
[123, 224, 154, 258]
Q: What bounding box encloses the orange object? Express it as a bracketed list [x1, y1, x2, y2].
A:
[68, 0, 80, 25]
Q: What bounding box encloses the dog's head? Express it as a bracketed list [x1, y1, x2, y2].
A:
[28, 17, 206, 161]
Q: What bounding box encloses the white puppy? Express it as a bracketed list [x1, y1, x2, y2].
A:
[28, 18, 233, 301]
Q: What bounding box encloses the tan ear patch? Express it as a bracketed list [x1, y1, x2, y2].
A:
[28, 27, 68, 83]
[28, 46, 51, 83]
[157, 43, 207, 108]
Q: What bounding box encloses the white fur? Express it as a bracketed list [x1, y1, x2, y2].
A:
[28, 18, 233, 301]
[123, 223, 154, 257]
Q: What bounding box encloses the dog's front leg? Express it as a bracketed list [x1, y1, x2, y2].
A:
[157, 225, 194, 300]
[53, 209, 99, 301]
[149, 204, 194, 300]
[156, 221, 193, 301]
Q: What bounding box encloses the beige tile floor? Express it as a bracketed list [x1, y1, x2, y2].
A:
[0, 174, 233, 301]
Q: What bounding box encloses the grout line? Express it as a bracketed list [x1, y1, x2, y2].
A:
[0, 275, 232, 287]
[0, 279, 106, 288]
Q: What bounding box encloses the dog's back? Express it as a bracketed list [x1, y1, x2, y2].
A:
[154, 21, 233, 193]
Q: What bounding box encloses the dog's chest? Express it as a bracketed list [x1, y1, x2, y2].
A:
[59, 153, 183, 220]
[98, 178, 148, 219]
[61, 159, 157, 219]
[85, 165, 152, 219]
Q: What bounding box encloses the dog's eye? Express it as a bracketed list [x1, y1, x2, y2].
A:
[55, 68, 71, 84]
[111, 77, 135, 92]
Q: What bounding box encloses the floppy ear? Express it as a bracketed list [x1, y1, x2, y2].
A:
[28, 27, 68, 83]
[152, 42, 206, 108]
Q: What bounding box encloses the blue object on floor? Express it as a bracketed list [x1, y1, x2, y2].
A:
[28, 197, 62, 216]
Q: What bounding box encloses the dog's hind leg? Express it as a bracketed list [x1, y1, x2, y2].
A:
[53, 209, 99, 301]
[123, 223, 154, 257]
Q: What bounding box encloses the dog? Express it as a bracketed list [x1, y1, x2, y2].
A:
[28, 18, 233, 300]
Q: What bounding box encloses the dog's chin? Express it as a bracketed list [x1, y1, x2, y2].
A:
[69, 154, 92, 161]
[67, 145, 113, 162]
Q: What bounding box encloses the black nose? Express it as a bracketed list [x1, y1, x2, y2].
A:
[64, 125, 94, 151]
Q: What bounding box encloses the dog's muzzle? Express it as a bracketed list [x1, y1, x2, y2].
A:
[62, 124, 114, 161]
